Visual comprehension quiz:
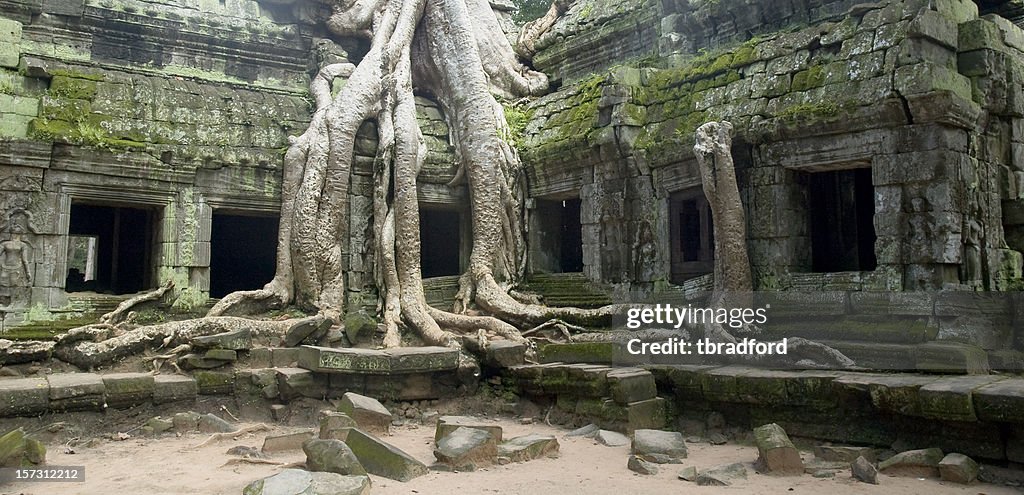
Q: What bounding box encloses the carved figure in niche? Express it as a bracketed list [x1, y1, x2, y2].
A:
[0, 208, 37, 291]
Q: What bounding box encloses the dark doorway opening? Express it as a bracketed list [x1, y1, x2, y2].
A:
[210, 213, 279, 298]
[419, 208, 462, 278]
[669, 188, 714, 283]
[66, 203, 157, 294]
[532, 198, 584, 273]
[807, 167, 877, 272]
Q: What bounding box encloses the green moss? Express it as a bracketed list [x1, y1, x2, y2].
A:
[776, 101, 842, 121]
[502, 102, 534, 148]
[50, 75, 98, 100]
[791, 64, 827, 92]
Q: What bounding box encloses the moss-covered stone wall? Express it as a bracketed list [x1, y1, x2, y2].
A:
[521, 0, 1024, 311]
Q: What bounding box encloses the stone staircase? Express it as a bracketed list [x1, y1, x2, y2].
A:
[518, 272, 613, 308]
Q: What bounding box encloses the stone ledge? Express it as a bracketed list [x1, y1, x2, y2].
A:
[297, 345, 459, 374]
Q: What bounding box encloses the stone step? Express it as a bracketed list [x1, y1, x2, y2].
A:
[297, 345, 459, 374]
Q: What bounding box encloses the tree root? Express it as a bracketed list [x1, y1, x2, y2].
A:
[188, 423, 270, 450]
[100, 281, 174, 325]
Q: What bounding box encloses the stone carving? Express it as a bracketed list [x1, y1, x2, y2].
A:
[0, 208, 37, 308]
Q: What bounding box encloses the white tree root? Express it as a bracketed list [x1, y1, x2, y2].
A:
[100, 280, 174, 325]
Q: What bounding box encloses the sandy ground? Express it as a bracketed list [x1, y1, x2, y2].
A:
[2, 417, 1020, 495]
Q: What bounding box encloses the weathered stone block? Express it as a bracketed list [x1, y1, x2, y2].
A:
[303, 438, 366, 476]
[0, 378, 48, 417]
[851, 456, 878, 484]
[193, 370, 234, 395]
[319, 411, 357, 441]
[813, 445, 876, 463]
[102, 373, 154, 408]
[339, 392, 392, 435]
[754, 423, 802, 475]
[537, 342, 614, 364]
[607, 368, 656, 404]
[261, 430, 315, 453]
[498, 434, 559, 462]
[938, 452, 978, 484]
[152, 374, 197, 404]
[387, 347, 459, 373]
[271, 347, 301, 367]
[242, 468, 370, 495]
[198, 413, 236, 433]
[276, 368, 324, 401]
[484, 340, 526, 368]
[972, 379, 1024, 422]
[919, 375, 1004, 421]
[434, 416, 502, 444]
[879, 447, 943, 477]
[631, 429, 687, 462]
[434, 426, 497, 471]
[46, 373, 104, 411]
[344, 428, 428, 482]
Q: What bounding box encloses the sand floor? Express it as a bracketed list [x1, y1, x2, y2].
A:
[2, 418, 1019, 495]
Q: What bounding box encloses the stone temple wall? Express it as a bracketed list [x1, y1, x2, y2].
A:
[0, 0, 320, 326]
[0, 0, 458, 326]
[521, 0, 1024, 354]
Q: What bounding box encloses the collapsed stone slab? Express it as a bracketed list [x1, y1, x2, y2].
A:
[497, 434, 559, 462]
[851, 456, 878, 484]
[319, 411, 357, 441]
[434, 427, 498, 471]
[339, 392, 392, 435]
[878, 447, 944, 477]
[753, 423, 803, 475]
[938, 452, 978, 484]
[631, 429, 687, 462]
[242, 468, 370, 495]
[695, 463, 747, 486]
[304, 438, 367, 476]
[434, 416, 503, 444]
[344, 428, 428, 482]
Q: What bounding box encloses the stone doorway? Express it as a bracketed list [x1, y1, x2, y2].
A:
[531, 197, 584, 274]
[65, 203, 158, 294]
[669, 188, 714, 283]
[209, 212, 279, 298]
[419, 207, 463, 278]
[806, 167, 877, 272]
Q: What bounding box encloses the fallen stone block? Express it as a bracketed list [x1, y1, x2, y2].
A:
[242, 468, 370, 495]
[595, 429, 629, 447]
[0, 377, 48, 417]
[434, 416, 502, 444]
[626, 454, 657, 475]
[261, 430, 315, 453]
[192, 328, 252, 350]
[320, 411, 357, 441]
[938, 452, 978, 484]
[344, 428, 428, 482]
[754, 423, 803, 475]
[340, 392, 392, 435]
[0, 428, 45, 467]
[878, 447, 943, 477]
[814, 445, 876, 463]
[851, 456, 878, 484]
[677, 465, 697, 481]
[152, 374, 197, 404]
[198, 413, 236, 434]
[696, 463, 747, 486]
[47, 373, 104, 412]
[304, 438, 366, 476]
[285, 317, 332, 347]
[565, 424, 599, 438]
[631, 429, 687, 462]
[434, 427, 498, 471]
[272, 348, 301, 367]
[102, 373, 154, 408]
[497, 434, 559, 462]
